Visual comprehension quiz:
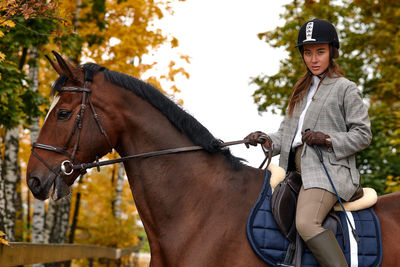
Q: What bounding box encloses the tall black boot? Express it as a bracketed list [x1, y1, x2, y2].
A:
[305, 229, 348, 267]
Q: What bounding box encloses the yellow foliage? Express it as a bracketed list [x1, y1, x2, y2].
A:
[0, 19, 15, 28]
[55, 0, 188, 97]
[0, 230, 9, 245]
[73, 163, 140, 248]
[385, 175, 400, 193]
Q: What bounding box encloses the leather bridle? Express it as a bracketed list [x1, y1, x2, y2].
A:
[31, 69, 273, 177]
[31, 69, 113, 176]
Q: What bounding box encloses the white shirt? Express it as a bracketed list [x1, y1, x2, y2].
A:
[291, 75, 320, 148]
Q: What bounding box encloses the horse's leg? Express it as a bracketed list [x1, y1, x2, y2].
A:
[374, 192, 400, 266]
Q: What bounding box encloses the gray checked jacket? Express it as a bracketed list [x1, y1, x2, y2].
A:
[269, 76, 372, 201]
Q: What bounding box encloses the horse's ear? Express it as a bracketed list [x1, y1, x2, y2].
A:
[45, 54, 63, 76]
[51, 51, 80, 81]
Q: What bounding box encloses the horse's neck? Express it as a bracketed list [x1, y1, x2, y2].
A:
[113, 90, 232, 218]
[112, 89, 263, 255]
[111, 89, 263, 266]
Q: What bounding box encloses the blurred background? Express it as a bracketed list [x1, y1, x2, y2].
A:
[1, 0, 399, 266]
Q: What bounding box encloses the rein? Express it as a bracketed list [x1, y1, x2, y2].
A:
[32, 69, 273, 177]
[61, 139, 272, 175]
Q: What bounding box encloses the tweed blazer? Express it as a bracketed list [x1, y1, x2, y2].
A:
[268, 76, 372, 201]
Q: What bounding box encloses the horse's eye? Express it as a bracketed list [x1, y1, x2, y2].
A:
[57, 109, 72, 120]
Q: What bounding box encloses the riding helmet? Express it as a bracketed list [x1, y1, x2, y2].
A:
[296, 18, 339, 49]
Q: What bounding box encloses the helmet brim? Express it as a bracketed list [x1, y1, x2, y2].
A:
[295, 40, 332, 48]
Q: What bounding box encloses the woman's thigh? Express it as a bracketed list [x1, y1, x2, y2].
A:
[295, 186, 337, 241]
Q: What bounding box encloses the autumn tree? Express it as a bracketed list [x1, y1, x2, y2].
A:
[0, 0, 63, 241]
[252, 0, 400, 194]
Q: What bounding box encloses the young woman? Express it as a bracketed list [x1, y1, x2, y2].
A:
[245, 18, 372, 267]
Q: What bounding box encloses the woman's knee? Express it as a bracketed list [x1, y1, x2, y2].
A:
[296, 216, 320, 241]
[295, 215, 309, 236]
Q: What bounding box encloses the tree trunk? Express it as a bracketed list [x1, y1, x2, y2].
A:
[28, 46, 46, 267]
[0, 135, 5, 233]
[68, 176, 83, 244]
[113, 164, 125, 218]
[27, 190, 31, 242]
[44, 197, 71, 244]
[14, 164, 23, 241]
[32, 198, 45, 243]
[43, 199, 71, 267]
[2, 126, 20, 242]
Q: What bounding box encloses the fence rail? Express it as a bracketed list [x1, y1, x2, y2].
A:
[0, 242, 145, 266]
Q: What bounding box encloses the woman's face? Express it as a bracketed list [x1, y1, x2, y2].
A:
[302, 43, 330, 75]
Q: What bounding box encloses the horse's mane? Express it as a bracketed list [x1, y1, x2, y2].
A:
[52, 63, 243, 169]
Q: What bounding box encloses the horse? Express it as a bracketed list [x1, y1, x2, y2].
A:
[26, 52, 400, 266]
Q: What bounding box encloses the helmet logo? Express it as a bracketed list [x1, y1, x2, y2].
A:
[303, 21, 316, 42]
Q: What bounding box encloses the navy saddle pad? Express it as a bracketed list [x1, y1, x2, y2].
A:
[247, 171, 383, 267]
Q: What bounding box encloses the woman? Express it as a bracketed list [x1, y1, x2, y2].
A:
[245, 18, 371, 267]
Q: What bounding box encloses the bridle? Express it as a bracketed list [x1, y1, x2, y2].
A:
[32, 69, 273, 177]
[31, 69, 113, 176]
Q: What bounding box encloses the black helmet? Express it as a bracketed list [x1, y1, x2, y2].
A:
[296, 18, 339, 49]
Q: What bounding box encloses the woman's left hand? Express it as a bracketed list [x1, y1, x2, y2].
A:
[302, 130, 331, 147]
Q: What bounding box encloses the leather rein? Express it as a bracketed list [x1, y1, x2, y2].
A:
[31, 69, 272, 177]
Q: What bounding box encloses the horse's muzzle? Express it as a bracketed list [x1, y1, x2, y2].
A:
[27, 175, 52, 200]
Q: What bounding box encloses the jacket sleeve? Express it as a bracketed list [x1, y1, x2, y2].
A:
[268, 115, 288, 156]
[327, 82, 372, 160]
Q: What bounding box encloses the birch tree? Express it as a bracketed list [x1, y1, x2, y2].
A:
[2, 126, 20, 241]
[28, 47, 46, 267]
[0, 135, 5, 233]
[112, 164, 125, 218]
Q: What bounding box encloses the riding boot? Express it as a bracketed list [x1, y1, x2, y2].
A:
[305, 229, 348, 267]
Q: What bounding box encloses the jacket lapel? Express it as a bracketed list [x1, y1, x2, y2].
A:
[282, 94, 307, 153]
[302, 76, 338, 131]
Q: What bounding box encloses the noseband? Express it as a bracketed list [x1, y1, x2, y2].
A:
[31, 69, 113, 176]
[32, 69, 273, 177]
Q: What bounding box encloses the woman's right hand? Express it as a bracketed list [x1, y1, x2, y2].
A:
[244, 131, 272, 149]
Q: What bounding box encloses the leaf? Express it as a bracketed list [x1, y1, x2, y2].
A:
[0, 231, 9, 245]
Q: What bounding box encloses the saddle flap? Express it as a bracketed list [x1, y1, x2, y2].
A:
[271, 171, 302, 243]
[286, 171, 302, 193]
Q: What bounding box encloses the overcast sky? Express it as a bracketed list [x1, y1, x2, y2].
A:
[150, 0, 292, 167]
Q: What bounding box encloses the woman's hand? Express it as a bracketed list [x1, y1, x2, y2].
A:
[302, 130, 331, 148]
[244, 131, 272, 148]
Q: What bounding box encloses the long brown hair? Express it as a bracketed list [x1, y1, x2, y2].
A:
[287, 47, 344, 116]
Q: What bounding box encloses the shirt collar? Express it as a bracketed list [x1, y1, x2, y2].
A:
[312, 75, 320, 85]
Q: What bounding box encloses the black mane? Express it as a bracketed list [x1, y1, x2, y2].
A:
[54, 63, 243, 169]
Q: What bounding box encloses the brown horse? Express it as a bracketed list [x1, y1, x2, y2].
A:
[26, 52, 399, 266]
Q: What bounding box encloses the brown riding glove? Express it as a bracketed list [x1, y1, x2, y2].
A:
[301, 130, 332, 148]
[244, 131, 272, 149]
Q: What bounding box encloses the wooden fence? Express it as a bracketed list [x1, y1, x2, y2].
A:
[0, 242, 150, 267]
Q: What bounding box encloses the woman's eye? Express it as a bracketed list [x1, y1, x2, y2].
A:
[57, 109, 72, 120]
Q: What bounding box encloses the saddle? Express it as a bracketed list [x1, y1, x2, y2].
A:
[246, 170, 382, 267]
[270, 169, 365, 266]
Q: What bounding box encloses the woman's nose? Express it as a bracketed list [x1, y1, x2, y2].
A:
[311, 53, 318, 62]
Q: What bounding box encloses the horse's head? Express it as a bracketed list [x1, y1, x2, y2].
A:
[27, 52, 115, 200]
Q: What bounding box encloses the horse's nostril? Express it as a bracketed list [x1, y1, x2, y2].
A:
[28, 177, 42, 194]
